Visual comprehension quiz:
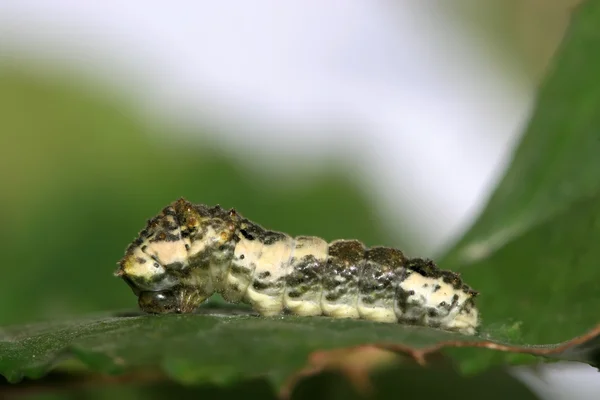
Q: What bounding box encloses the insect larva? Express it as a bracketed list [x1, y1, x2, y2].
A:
[115, 198, 480, 335]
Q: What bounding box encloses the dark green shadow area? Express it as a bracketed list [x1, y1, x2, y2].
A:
[439, 0, 600, 362]
[1, 363, 539, 400]
[293, 365, 540, 400]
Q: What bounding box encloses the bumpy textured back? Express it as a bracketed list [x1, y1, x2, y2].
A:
[116, 198, 480, 335]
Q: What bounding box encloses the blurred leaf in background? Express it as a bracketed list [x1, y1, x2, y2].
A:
[447, 0, 582, 81]
[3, 365, 540, 400]
[0, 66, 394, 325]
[442, 0, 600, 348]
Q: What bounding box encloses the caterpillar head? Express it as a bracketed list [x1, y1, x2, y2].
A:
[116, 201, 190, 295]
[116, 198, 240, 313]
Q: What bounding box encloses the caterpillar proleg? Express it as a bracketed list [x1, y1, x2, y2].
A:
[116, 198, 480, 335]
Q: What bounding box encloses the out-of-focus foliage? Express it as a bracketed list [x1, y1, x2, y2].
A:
[442, 0, 600, 347]
[0, 313, 488, 385]
[0, 68, 390, 325]
[3, 364, 540, 400]
[448, 0, 581, 80]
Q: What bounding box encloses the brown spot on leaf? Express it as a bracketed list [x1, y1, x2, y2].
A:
[280, 324, 600, 399]
[280, 346, 404, 399]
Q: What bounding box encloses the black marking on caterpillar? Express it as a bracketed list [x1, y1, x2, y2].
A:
[116, 198, 480, 335]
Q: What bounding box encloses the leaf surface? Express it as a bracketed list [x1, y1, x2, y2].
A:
[0, 309, 598, 388]
[439, 0, 600, 360]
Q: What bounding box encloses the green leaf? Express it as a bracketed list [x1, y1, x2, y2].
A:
[0, 311, 469, 385]
[293, 366, 542, 400]
[0, 309, 594, 391]
[443, 1, 600, 256]
[1, 375, 278, 400]
[1, 364, 541, 400]
[439, 0, 600, 361]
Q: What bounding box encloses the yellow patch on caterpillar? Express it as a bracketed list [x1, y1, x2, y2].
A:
[222, 237, 263, 303]
[283, 236, 328, 317]
[244, 235, 294, 315]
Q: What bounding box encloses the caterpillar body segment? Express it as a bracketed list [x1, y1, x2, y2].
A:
[117, 198, 480, 335]
[282, 236, 328, 317]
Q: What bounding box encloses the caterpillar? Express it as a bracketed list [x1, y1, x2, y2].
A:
[116, 198, 480, 335]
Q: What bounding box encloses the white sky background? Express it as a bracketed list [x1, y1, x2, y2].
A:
[0, 1, 598, 398]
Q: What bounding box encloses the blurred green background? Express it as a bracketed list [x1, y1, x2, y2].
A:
[0, 66, 399, 326]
